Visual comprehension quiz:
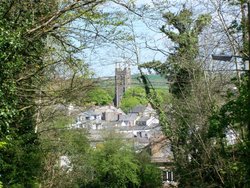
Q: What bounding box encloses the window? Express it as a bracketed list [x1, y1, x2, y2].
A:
[162, 171, 174, 182]
[137, 132, 142, 137]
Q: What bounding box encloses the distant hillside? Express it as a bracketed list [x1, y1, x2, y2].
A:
[131, 74, 168, 89]
[97, 74, 168, 89]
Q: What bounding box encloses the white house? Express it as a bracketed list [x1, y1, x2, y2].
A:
[119, 113, 139, 126]
[59, 155, 72, 172]
[136, 116, 159, 126]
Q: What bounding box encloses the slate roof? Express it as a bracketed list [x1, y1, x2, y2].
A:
[119, 125, 150, 131]
[130, 105, 147, 113]
[95, 105, 125, 114]
[119, 113, 138, 122]
[137, 116, 151, 122]
[82, 110, 102, 116]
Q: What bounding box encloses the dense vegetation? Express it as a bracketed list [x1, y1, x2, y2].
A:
[40, 116, 162, 188]
[140, 2, 250, 187]
[0, 1, 53, 185]
[120, 87, 170, 113]
[1, 0, 250, 187]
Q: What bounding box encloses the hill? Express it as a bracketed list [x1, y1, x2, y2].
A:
[131, 74, 168, 89]
[97, 74, 168, 90]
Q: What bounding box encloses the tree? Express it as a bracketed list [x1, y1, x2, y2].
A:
[0, 0, 127, 186]
[208, 78, 249, 187]
[120, 87, 148, 112]
[0, 1, 53, 185]
[120, 86, 169, 113]
[39, 114, 92, 188]
[139, 6, 240, 187]
[136, 151, 162, 188]
[138, 0, 250, 186]
[83, 87, 113, 106]
[87, 136, 140, 188]
[85, 134, 163, 188]
[142, 8, 211, 98]
[206, 0, 250, 186]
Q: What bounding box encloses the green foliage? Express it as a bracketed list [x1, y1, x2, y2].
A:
[0, 0, 152, 187]
[132, 74, 169, 89]
[136, 151, 162, 188]
[0, 0, 47, 185]
[84, 133, 163, 188]
[0, 135, 42, 187]
[0, 142, 6, 148]
[0, 142, 6, 188]
[120, 87, 169, 113]
[208, 78, 250, 187]
[0, 0, 112, 185]
[40, 115, 91, 187]
[140, 7, 231, 188]
[139, 164, 162, 188]
[83, 87, 113, 106]
[142, 8, 211, 98]
[209, 80, 248, 138]
[88, 138, 140, 188]
[120, 87, 148, 112]
[40, 116, 163, 187]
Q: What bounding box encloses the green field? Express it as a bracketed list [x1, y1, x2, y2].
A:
[97, 74, 168, 90]
[131, 74, 168, 89]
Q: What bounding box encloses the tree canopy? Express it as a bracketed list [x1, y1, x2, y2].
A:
[1, 0, 250, 187]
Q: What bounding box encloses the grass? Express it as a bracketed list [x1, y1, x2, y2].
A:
[97, 74, 168, 90]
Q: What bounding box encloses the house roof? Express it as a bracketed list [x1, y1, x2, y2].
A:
[130, 105, 147, 113]
[102, 121, 121, 128]
[119, 113, 138, 122]
[118, 124, 162, 132]
[95, 105, 125, 114]
[81, 110, 102, 117]
[117, 108, 125, 115]
[137, 116, 151, 122]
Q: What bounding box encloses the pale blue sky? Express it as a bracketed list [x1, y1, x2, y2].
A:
[83, 1, 168, 77]
[81, 0, 232, 77]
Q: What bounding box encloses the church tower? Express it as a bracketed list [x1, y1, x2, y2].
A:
[114, 64, 131, 107]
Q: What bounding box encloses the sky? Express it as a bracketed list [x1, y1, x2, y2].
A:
[81, 0, 237, 77]
[83, 0, 168, 77]
[84, 0, 211, 77]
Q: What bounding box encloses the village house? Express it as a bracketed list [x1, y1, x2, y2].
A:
[129, 104, 157, 117]
[136, 116, 159, 126]
[118, 113, 138, 126]
[68, 104, 176, 187]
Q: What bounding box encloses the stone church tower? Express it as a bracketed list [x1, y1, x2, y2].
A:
[114, 64, 131, 107]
